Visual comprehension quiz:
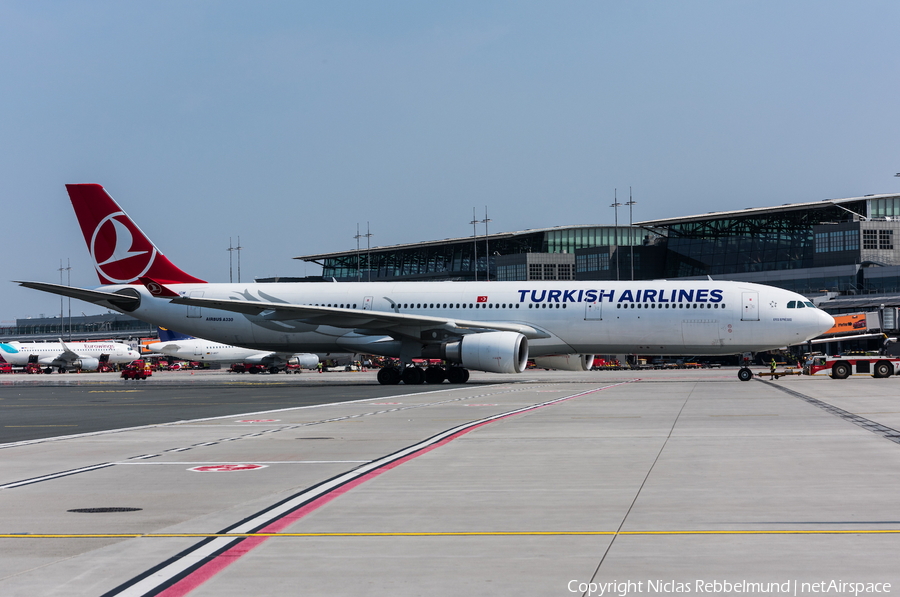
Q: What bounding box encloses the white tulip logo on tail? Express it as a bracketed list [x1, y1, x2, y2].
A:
[90, 212, 158, 284]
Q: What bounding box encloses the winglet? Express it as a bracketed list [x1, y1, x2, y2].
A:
[139, 277, 181, 298]
[58, 338, 78, 359]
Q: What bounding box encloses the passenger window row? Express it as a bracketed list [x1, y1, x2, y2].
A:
[304, 302, 725, 311]
[394, 303, 521, 309]
[616, 303, 725, 309]
[307, 303, 522, 310]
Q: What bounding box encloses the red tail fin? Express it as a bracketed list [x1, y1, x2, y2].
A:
[66, 184, 206, 285]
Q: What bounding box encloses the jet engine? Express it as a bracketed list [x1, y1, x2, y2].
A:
[73, 357, 100, 371]
[443, 331, 528, 374]
[289, 353, 320, 369]
[532, 354, 594, 372]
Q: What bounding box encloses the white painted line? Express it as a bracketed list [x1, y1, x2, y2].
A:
[0, 384, 502, 450]
[0, 384, 536, 489]
[114, 461, 371, 465]
[0, 463, 114, 489]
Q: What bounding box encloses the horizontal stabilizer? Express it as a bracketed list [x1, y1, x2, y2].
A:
[15, 281, 140, 308]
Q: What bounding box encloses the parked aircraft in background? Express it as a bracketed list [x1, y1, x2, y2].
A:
[147, 327, 318, 372]
[17, 184, 834, 384]
[0, 339, 139, 373]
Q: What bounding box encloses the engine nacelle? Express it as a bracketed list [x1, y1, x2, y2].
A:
[444, 332, 528, 374]
[532, 354, 594, 372]
[289, 353, 320, 369]
[73, 357, 100, 371]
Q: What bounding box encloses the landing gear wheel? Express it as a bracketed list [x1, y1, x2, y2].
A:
[377, 367, 401, 385]
[44, 367, 53, 374]
[424, 366, 446, 384]
[738, 368, 753, 382]
[874, 361, 893, 378]
[268, 367, 279, 374]
[831, 362, 850, 380]
[447, 367, 469, 384]
[402, 367, 425, 385]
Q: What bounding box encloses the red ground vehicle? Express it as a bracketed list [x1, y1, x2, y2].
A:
[121, 360, 151, 380]
[230, 363, 269, 374]
[804, 355, 900, 379]
[24, 363, 44, 374]
[0, 362, 12, 374]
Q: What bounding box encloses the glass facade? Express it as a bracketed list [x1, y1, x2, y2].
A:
[746, 274, 861, 295]
[544, 227, 648, 253]
[321, 227, 661, 282]
[871, 197, 900, 219]
[815, 229, 859, 253]
[663, 202, 866, 278]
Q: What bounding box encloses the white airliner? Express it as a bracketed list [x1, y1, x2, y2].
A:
[16, 184, 835, 384]
[0, 338, 139, 373]
[147, 327, 319, 372]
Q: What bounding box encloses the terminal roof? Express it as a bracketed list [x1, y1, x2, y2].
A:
[634, 193, 897, 227]
[294, 224, 636, 262]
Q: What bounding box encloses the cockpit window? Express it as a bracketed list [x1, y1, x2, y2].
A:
[787, 301, 796, 308]
[804, 301, 815, 308]
[796, 301, 805, 308]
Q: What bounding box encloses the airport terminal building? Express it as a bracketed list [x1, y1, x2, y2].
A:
[296, 192, 900, 297]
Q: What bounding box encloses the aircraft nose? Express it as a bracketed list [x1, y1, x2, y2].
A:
[816, 309, 835, 335]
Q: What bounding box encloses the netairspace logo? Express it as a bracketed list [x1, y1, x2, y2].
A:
[567, 579, 892, 596]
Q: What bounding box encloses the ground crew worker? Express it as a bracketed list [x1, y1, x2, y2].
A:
[770, 358, 777, 374]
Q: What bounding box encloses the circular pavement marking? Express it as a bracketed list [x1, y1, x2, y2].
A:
[189, 464, 269, 472]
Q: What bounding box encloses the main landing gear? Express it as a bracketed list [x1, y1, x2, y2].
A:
[377, 365, 470, 385]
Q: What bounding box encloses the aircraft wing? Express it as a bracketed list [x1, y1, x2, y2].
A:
[168, 296, 550, 339]
[16, 281, 141, 309]
[57, 339, 81, 363]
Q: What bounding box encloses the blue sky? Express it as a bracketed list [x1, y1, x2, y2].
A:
[3, 1, 900, 319]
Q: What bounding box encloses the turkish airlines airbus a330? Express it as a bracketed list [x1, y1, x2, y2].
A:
[16, 184, 834, 384]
